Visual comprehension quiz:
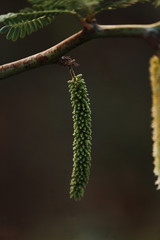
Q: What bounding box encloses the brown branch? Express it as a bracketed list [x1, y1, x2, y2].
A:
[1, 21, 160, 79]
[0, 29, 93, 79]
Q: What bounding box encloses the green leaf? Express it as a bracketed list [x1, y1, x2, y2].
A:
[36, 17, 44, 28]
[28, 20, 36, 32]
[11, 26, 20, 41]
[26, 21, 32, 35]
[0, 7, 71, 41]
[20, 23, 27, 39]
[0, 11, 57, 41]
[0, 26, 10, 34]
[0, 0, 154, 41]
[29, 20, 38, 32]
[6, 27, 15, 40]
[0, 13, 16, 23]
[27, 0, 151, 18]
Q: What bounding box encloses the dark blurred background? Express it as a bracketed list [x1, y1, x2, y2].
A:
[0, 1, 160, 240]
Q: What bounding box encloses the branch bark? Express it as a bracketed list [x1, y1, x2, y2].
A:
[1, 21, 160, 79]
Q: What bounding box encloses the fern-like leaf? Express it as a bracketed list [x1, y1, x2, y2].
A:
[0, 11, 58, 41]
[0, 0, 155, 41]
[0, 8, 75, 41]
[28, 0, 152, 19]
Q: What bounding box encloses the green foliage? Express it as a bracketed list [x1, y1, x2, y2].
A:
[154, 0, 160, 6]
[0, 0, 157, 41]
[68, 74, 92, 201]
[27, 0, 151, 18]
[95, 0, 149, 14]
[0, 10, 63, 41]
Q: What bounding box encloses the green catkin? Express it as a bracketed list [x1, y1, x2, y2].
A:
[149, 55, 160, 189]
[68, 74, 92, 201]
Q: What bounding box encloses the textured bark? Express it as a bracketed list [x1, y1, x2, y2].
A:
[1, 21, 160, 79]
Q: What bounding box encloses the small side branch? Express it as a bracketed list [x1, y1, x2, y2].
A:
[1, 21, 160, 79]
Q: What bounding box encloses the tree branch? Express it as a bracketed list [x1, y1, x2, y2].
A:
[1, 21, 160, 79]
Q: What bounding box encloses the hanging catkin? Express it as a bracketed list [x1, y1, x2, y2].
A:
[149, 55, 160, 189]
[68, 74, 92, 201]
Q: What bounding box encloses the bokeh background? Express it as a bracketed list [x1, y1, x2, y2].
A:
[0, 1, 160, 240]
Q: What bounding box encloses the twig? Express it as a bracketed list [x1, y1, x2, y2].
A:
[1, 22, 160, 79]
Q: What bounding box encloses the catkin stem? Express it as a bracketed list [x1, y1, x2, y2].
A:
[69, 67, 76, 79]
[149, 55, 160, 189]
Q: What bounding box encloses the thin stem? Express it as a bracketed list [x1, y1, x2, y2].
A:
[1, 21, 160, 79]
[96, 22, 160, 38]
[69, 67, 76, 79]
